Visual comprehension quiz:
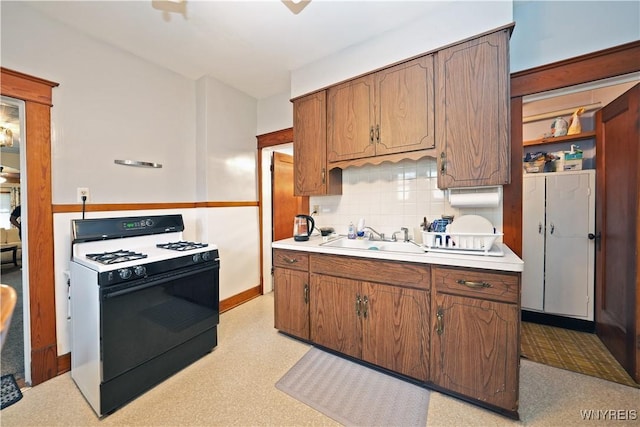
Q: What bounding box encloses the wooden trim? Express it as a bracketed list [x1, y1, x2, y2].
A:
[57, 352, 71, 375]
[256, 127, 295, 298]
[507, 41, 640, 256]
[511, 40, 640, 98]
[2, 68, 59, 386]
[52, 201, 258, 214]
[257, 128, 293, 149]
[220, 285, 262, 313]
[0, 67, 58, 105]
[504, 97, 523, 257]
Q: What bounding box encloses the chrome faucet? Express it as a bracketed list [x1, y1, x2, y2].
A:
[392, 227, 410, 242]
[363, 226, 385, 241]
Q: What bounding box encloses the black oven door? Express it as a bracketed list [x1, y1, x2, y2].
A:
[100, 263, 219, 382]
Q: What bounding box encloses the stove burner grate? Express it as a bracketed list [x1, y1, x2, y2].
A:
[156, 241, 208, 251]
[86, 250, 148, 265]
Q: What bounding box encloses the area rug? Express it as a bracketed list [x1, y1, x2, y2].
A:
[521, 322, 639, 388]
[276, 347, 429, 426]
[1, 374, 23, 409]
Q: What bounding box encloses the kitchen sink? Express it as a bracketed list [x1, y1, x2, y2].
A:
[320, 237, 425, 254]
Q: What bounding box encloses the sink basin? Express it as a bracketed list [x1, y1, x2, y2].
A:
[321, 237, 425, 254]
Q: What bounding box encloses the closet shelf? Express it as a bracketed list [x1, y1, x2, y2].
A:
[523, 131, 596, 147]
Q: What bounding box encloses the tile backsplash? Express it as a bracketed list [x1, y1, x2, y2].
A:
[309, 158, 503, 242]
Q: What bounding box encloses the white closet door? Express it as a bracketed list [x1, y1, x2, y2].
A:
[522, 174, 546, 311]
[544, 171, 595, 318]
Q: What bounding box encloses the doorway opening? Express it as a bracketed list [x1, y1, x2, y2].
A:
[0, 95, 28, 385]
[519, 74, 639, 387]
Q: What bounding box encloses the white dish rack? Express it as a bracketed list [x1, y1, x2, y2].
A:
[422, 231, 503, 254]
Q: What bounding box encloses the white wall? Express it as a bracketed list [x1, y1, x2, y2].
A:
[2, 3, 262, 357]
[257, 92, 293, 135]
[1, 2, 197, 204]
[291, 1, 513, 97]
[511, 1, 640, 73]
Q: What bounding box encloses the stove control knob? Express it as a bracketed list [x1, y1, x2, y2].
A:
[192, 253, 201, 263]
[202, 251, 211, 261]
[118, 268, 132, 280]
[134, 265, 147, 277]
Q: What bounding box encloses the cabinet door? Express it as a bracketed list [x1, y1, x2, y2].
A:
[376, 55, 435, 156]
[310, 273, 361, 359]
[362, 282, 429, 381]
[436, 29, 510, 189]
[294, 91, 340, 196]
[274, 267, 310, 340]
[327, 75, 376, 162]
[544, 171, 595, 318]
[431, 292, 519, 412]
[521, 175, 546, 311]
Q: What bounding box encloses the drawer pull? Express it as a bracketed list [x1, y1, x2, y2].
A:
[282, 257, 298, 264]
[436, 308, 444, 335]
[456, 279, 492, 289]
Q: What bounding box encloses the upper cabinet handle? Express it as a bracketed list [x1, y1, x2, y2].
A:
[370, 126, 374, 144]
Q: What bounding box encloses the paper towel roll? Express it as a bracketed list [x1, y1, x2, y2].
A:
[448, 189, 501, 208]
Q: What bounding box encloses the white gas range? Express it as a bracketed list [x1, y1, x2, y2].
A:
[69, 214, 220, 417]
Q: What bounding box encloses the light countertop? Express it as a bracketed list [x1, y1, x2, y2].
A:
[272, 235, 524, 272]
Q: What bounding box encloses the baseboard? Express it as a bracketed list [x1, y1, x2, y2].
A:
[220, 285, 262, 313]
[521, 310, 595, 333]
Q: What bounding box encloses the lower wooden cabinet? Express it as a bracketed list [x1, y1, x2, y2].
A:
[430, 266, 520, 415]
[310, 273, 429, 381]
[273, 250, 310, 340]
[272, 249, 521, 418]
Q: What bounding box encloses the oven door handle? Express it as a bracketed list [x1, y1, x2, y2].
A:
[103, 264, 217, 299]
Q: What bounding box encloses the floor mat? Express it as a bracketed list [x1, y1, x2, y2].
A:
[1, 374, 23, 409]
[521, 322, 639, 388]
[276, 347, 429, 427]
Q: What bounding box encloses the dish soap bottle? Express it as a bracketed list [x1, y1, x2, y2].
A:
[348, 222, 356, 239]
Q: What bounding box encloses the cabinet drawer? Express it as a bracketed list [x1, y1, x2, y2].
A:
[433, 266, 519, 304]
[273, 250, 309, 271]
[310, 253, 430, 290]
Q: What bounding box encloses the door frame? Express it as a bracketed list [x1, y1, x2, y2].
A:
[257, 128, 294, 294]
[1, 67, 59, 386]
[504, 40, 640, 257]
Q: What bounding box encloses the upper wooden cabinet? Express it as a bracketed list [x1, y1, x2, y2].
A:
[327, 55, 436, 162]
[436, 28, 511, 189]
[293, 91, 342, 196]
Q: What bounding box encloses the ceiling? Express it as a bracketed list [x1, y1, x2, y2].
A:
[25, 0, 445, 100]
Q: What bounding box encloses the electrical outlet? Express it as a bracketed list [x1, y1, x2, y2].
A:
[77, 187, 90, 203]
[313, 205, 320, 215]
